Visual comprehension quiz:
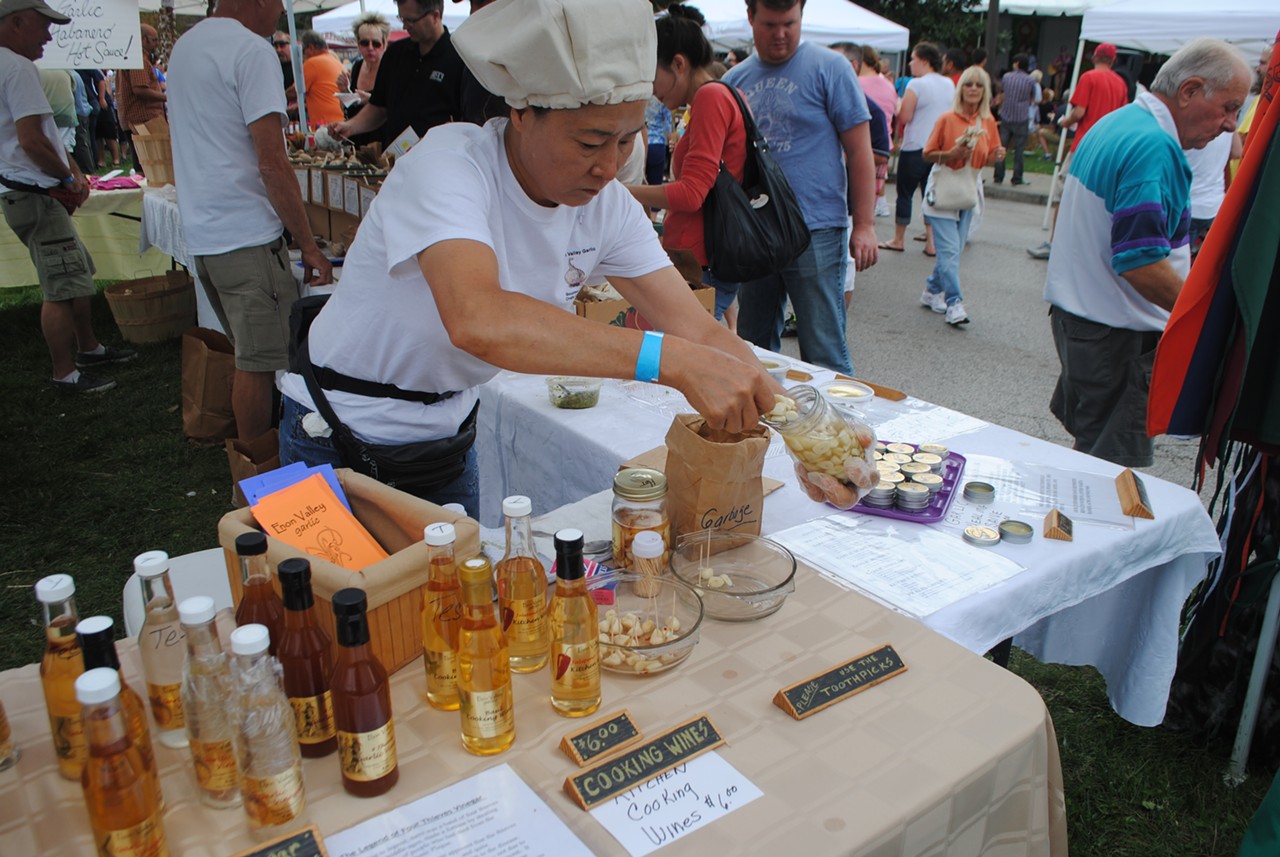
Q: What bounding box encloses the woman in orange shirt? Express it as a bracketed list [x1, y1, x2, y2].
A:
[920, 66, 1004, 326]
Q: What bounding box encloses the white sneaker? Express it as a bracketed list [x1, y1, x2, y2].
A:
[945, 301, 970, 326]
[875, 198, 891, 217]
[920, 289, 946, 313]
[1027, 241, 1052, 260]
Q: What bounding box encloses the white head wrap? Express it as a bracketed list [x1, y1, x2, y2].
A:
[453, 0, 656, 110]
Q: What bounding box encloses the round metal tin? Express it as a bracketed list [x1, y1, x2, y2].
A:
[886, 442, 916, 455]
[912, 473, 944, 492]
[998, 520, 1034, 544]
[899, 462, 931, 476]
[963, 481, 996, 504]
[885, 452, 914, 465]
[918, 443, 949, 458]
[962, 525, 1000, 547]
[912, 452, 943, 472]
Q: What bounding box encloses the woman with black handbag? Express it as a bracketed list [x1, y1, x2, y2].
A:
[919, 66, 1004, 327]
[625, 6, 748, 330]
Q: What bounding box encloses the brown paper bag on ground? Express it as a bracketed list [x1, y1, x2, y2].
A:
[181, 327, 237, 444]
[664, 414, 769, 541]
[226, 429, 280, 508]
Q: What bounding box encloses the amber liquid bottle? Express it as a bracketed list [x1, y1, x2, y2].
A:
[77, 668, 169, 857]
[276, 558, 336, 758]
[548, 530, 601, 718]
[179, 596, 241, 808]
[497, 496, 550, 673]
[77, 615, 165, 814]
[36, 574, 87, 780]
[457, 556, 516, 756]
[330, 588, 398, 797]
[422, 523, 463, 710]
[234, 531, 284, 656]
[134, 551, 188, 750]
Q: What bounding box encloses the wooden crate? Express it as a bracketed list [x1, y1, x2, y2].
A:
[217, 469, 481, 674]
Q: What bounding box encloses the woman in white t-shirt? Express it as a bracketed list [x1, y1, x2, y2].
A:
[276, 0, 783, 517]
[879, 43, 955, 255]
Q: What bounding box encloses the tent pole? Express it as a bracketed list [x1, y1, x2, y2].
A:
[287, 0, 308, 131]
[1042, 36, 1086, 230]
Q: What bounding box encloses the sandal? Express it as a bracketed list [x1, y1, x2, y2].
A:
[878, 241, 904, 252]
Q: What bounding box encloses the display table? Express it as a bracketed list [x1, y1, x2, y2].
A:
[0, 551, 1066, 856]
[0, 186, 172, 287]
[477, 360, 1221, 727]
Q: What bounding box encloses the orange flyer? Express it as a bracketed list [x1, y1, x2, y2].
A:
[252, 473, 388, 570]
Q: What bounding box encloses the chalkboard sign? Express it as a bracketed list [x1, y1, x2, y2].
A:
[564, 713, 724, 810]
[230, 824, 328, 857]
[773, 644, 907, 720]
[560, 709, 643, 767]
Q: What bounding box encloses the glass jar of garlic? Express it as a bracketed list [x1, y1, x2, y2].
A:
[765, 385, 878, 505]
[611, 469, 671, 570]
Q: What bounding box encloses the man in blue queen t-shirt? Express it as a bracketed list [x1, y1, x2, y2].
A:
[722, 0, 876, 374]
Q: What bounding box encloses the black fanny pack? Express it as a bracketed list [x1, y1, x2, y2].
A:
[290, 295, 477, 495]
[0, 176, 53, 196]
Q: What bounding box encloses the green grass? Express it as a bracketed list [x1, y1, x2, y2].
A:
[0, 286, 1274, 854]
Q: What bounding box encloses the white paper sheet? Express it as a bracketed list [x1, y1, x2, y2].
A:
[867, 404, 989, 445]
[589, 753, 763, 857]
[770, 514, 1026, 617]
[960, 455, 1134, 529]
[325, 764, 591, 857]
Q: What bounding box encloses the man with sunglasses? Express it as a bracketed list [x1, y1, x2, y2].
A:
[273, 30, 298, 118]
[328, 0, 464, 147]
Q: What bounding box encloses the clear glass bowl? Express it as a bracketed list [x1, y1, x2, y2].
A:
[587, 572, 703, 676]
[669, 532, 797, 621]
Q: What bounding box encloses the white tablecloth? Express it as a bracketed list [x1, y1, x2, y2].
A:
[477, 358, 1221, 726]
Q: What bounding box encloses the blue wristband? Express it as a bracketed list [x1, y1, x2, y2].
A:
[634, 330, 664, 383]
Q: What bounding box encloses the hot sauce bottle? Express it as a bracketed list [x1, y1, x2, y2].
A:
[330, 588, 398, 797]
[179, 596, 241, 809]
[497, 496, 550, 673]
[77, 615, 165, 814]
[229, 624, 308, 839]
[134, 551, 188, 749]
[234, 532, 283, 655]
[35, 574, 87, 780]
[548, 529, 601, 718]
[421, 523, 463, 711]
[276, 558, 336, 758]
[76, 668, 169, 857]
[457, 556, 515, 755]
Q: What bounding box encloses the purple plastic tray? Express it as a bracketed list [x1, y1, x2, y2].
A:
[850, 447, 967, 524]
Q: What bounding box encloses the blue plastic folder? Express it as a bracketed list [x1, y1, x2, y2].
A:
[240, 463, 351, 511]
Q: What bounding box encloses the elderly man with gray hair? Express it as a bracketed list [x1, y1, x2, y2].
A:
[1044, 37, 1252, 468]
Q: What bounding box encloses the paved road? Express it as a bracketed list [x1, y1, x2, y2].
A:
[769, 190, 1206, 494]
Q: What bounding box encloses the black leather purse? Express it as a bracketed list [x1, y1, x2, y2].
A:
[701, 81, 811, 283]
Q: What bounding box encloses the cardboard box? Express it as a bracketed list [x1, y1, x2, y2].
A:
[304, 203, 330, 241]
[330, 210, 360, 247]
[218, 469, 481, 674]
[576, 284, 715, 327]
[358, 180, 379, 218]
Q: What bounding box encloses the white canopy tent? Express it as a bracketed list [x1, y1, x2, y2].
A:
[696, 0, 909, 52]
[1080, 0, 1278, 57]
[312, 0, 470, 35]
[969, 0, 1114, 16]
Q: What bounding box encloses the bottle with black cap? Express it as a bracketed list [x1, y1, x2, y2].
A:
[77, 615, 165, 813]
[234, 531, 283, 655]
[277, 558, 336, 758]
[548, 529, 601, 718]
[330, 588, 398, 796]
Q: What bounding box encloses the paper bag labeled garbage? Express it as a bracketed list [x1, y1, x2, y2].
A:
[182, 327, 236, 444]
[664, 414, 769, 540]
[226, 429, 280, 508]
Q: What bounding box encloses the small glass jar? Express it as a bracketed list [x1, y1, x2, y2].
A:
[766, 385, 878, 501]
[611, 469, 671, 570]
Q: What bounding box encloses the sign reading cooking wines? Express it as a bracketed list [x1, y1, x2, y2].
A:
[36, 0, 143, 71]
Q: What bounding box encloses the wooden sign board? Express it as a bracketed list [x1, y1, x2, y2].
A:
[564, 713, 724, 810]
[1115, 468, 1155, 519]
[560, 709, 643, 767]
[1044, 508, 1073, 541]
[773, 644, 907, 720]
[230, 824, 328, 857]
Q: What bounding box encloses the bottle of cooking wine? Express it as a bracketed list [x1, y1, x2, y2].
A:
[330, 588, 398, 797]
[548, 529, 601, 718]
[457, 556, 515, 755]
[35, 574, 87, 780]
[422, 523, 463, 711]
[276, 557, 336, 758]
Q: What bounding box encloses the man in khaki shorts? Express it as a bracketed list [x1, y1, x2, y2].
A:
[168, 0, 331, 442]
[0, 0, 134, 393]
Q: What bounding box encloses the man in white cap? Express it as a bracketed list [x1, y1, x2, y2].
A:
[276, 0, 802, 518]
[0, 0, 135, 393]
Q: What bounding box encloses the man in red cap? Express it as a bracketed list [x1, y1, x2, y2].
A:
[1029, 43, 1130, 259]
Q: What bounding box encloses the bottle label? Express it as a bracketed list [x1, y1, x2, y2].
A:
[506, 597, 546, 643]
[242, 765, 307, 829]
[49, 712, 87, 765]
[461, 688, 514, 739]
[188, 738, 239, 793]
[146, 682, 185, 731]
[95, 813, 168, 857]
[552, 640, 600, 685]
[289, 691, 335, 745]
[425, 649, 457, 692]
[337, 721, 397, 782]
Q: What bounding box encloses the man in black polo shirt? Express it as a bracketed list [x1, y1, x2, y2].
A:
[328, 0, 463, 146]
